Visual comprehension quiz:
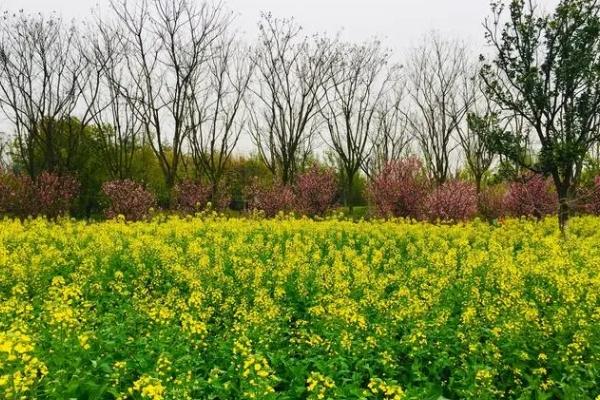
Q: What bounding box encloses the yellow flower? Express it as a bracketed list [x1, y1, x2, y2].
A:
[132, 375, 166, 400]
[368, 377, 405, 400]
[307, 372, 336, 399]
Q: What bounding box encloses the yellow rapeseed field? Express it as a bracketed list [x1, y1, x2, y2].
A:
[1, 215, 600, 399]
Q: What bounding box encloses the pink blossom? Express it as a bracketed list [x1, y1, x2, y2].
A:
[294, 166, 338, 216]
[424, 180, 478, 222]
[367, 158, 428, 219]
[582, 176, 600, 215]
[245, 178, 296, 217]
[102, 179, 156, 221]
[0, 171, 79, 218]
[172, 180, 231, 213]
[503, 173, 557, 218]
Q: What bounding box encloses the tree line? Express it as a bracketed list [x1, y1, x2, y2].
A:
[1, 0, 600, 231]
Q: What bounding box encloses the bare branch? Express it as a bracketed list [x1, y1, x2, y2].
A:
[321, 39, 395, 209]
[407, 33, 475, 185]
[248, 13, 336, 184]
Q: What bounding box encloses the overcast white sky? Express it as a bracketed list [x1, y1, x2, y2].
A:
[7, 0, 499, 56]
[6, 0, 562, 59]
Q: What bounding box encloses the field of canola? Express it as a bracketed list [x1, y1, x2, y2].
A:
[1, 216, 600, 399]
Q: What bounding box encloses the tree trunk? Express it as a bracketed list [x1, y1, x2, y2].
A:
[282, 167, 290, 186]
[558, 197, 569, 235]
[210, 179, 221, 208]
[475, 175, 482, 213]
[162, 170, 176, 209]
[557, 186, 569, 236]
[346, 172, 354, 215]
[166, 172, 176, 190]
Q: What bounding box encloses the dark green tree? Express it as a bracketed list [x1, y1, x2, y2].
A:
[481, 0, 600, 232]
[10, 117, 110, 217]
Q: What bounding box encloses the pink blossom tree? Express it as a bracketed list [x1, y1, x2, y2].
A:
[102, 179, 156, 221]
[583, 176, 600, 215]
[34, 172, 80, 218]
[245, 178, 296, 217]
[503, 174, 557, 219]
[0, 171, 79, 218]
[294, 166, 338, 216]
[367, 158, 429, 218]
[172, 180, 231, 213]
[424, 180, 478, 222]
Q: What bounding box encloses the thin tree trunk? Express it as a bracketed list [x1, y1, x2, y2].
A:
[474, 174, 483, 214]
[553, 176, 570, 236]
[210, 179, 221, 207]
[166, 172, 176, 190]
[558, 190, 569, 236]
[347, 172, 354, 215]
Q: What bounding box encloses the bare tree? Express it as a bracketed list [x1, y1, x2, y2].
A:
[109, 0, 231, 189]
[455, 80, 497, 194]
[365, 81, 412, 176]
[84, 17, 142, 180]
[407, 33, 475, 185]
[0, 11, 101, 177]
[0, 130, 8, 169]
[187, 35, 254, 197]
[321, 40, 395, 212]
[459, 115, 496, 194]
[248, 13, 336, 184]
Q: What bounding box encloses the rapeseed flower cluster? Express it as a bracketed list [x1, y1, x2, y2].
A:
[0, 215, 600, 398]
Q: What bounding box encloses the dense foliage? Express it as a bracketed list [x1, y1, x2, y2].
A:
[1, 165, 599, 222]
[478, 184, 507, 221]
[481, 0, 600, 231]
[1, 216, 600, 398]
[2, 2, 600, 399]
